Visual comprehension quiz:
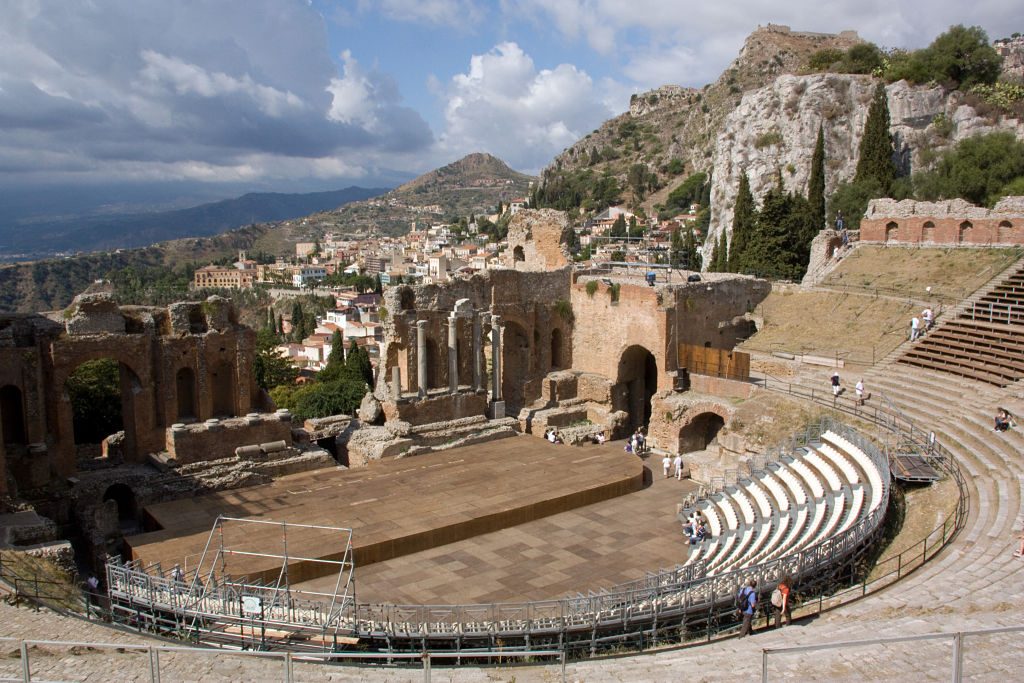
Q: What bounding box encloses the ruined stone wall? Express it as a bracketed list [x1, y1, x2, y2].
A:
[0, 294, 261, 497]
[502, 209, 572, 271]
[859, 197, 1024, 245]
[165, 413, 293, 464]
[382, 392, 489, 427]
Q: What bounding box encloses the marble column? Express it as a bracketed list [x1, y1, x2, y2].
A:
[472, 312, 483, 392]
[391, 365, 402, 400]
[447, 313, 458, 394]
[490, 314, 503, 402]
[416, 319, 428, 398]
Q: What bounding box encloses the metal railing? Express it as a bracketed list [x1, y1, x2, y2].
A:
[760, 625, 1024, 682]
[0, 636, 566, 683]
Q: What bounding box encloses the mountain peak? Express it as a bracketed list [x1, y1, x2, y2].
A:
[393, 152, 531, 196]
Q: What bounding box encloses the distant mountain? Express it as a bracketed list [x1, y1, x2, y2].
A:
[310, 153, 535, 236]
[0, 186, 387, 259]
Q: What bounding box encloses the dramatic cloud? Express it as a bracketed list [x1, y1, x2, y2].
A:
[439, 42, 616, 172]
[0, 0, 433, 186]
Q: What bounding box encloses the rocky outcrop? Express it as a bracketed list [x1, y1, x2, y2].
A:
[707, 75, 1024, 261]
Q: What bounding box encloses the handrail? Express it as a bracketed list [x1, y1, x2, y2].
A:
[760, 624, 1024, 682]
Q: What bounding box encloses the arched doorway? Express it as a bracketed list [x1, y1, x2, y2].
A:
[502, 321, 531, 414]
[102, 483, 138, 532]
[513, 246, 525, 263]
[885, 222, 899, 241]
[175, 367, 197, 421]
[998, 220, 1013, 243]
[209, 362, 235, 418]
[0, 385, 27, 445]
[66, 359, 138, 458]
[922, 221, 935, 242]
[551, 328, 564, 370]
[678, 412, 726, 453]
[618, 345, 657, 431]
[958, 221, 973, 243]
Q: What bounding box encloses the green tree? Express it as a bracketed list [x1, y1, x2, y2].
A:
[682, 227, 702, 271]
[728, 173, 756, 272]
[318, 330, 347, 383]
[669, 228, 683, 267]
[253, 328, 298, 391]
[712, 230, 728, 272]
[854, 84, 897, 195]
[66, 359, 122, 443]
[912, 132, 1024, 206]
[610, 213, 627, 238]
[344, 339, 375, 389]
[889, 25, 1002, 88]
[808, 124, 826, 232]
[288, 380, 366, 422]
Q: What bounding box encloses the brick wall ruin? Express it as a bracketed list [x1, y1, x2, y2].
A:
[859, 196, 1024, 246]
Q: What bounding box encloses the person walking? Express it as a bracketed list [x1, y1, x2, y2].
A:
[855, 379, 865, 406]
[830, 371, 841, 397]
[738, 579, 758, 637]
[662, 453, 671, 478]
[910, 315, 921, 341]
[673, 453, 684, 480]
[922, 306, 934, 331]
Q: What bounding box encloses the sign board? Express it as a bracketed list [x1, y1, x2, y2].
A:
[241, 596, 262, 615]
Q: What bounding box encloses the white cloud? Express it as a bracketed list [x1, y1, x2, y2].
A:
[0, 0, 433, 187]
[439, 42, 616, 172]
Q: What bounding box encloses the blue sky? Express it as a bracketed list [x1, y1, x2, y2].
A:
[0, 0, 1020, 198]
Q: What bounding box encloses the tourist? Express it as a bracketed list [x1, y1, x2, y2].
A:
[922, 306, 934, 331]
[830, 371, 841, 397]
[85, 575, 100, 606]
[633, 427, 647, 454]
[994, 408, 1011, 432]
[172, 563, 184, 584]
[673, 453, 684, 480]
[910, 315, 921, 341]
[662, 453, 671, 478]
[772, 575, 793, 628]
[737, 579, 758, 637]
[855, 379, 865, 406]
[596, 431, 606, 445]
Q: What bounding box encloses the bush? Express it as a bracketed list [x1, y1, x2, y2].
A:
[585, 280, 599, 298]
[912, 132, 1024, 206]
[754, 131, 784, 149]
[886, 25, 1001, 89]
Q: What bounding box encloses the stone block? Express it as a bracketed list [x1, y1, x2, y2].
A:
[64, 293, 125, 336]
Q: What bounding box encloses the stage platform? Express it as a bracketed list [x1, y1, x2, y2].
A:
[126, 436, 644, 585]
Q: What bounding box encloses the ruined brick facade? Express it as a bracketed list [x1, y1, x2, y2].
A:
[859, 196, 1024, 246]
[0, 294, 260, 496]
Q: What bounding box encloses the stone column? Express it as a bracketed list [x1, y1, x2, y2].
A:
[472, 312, 483, 392]
[447, 313, 459, 394]
[416, 319, 428, 398]
[391, 365, 402, 400]
[490, 314, 503, 402]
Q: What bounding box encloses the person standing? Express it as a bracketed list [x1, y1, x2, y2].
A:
[855, 379, 865, 406]
[738, 579, 758, 637]
[673, 453, 684, 480]
[662, 453, 671, 478]
[772, 576, 793, 628]
[830, 371, 841, 397]
[922, 306, 934, 331]
[910, 316, 921, 341]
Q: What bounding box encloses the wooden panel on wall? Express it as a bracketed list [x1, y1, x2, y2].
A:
[677, 344, 750, 381]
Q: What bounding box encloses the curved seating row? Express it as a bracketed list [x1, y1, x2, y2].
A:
[682, 431, 886, 576]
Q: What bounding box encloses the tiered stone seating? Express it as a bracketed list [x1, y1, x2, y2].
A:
[824, 431, 885, 514]
[898, 262, 1024, 386]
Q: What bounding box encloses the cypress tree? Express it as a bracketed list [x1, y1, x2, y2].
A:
[808, 124, 826, 231]
[711, 230, 728, 272]
[683, 227, 701, 271]
[854, 83, 897, 194]
[319, 330, 346, 382]
[728, 173, 756, 273]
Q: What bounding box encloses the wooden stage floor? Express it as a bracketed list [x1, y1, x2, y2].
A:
[126, 436, 644, 585]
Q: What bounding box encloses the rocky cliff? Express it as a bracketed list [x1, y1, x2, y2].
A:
[706, 75, 1024, 256]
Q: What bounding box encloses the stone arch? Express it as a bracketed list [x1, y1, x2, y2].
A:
[617, 345, 657, 431]
[513, 246, 525, 262]
[998, 220, 1013, 242]
[398, 287, 416, 311]
[209, 362, 236, 418]
[885, 221, 899, 242]
[502, 320, 531, 414]
[922, 221, 936, 242]
[958, 221, 973, 243]
[102, 483, 138, 529]
[175, 367, 197, 421]
[64, 358, 141, 455]
[551, 328, 565, 370]
[1, 385, 27, 445]
[677, 411, 726, 453]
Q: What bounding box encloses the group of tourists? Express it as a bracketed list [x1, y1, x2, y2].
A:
[661, 452, 685, 480]
[682, 511, 708, 545]
[910, 306, 935, 342]
[994, 407, 1016, 432]
[828, 372, 869, 407]
[624, 427, 647, 454]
